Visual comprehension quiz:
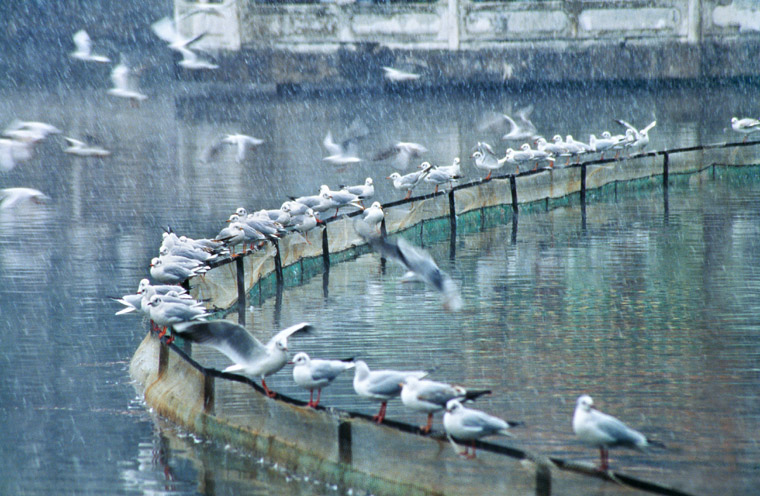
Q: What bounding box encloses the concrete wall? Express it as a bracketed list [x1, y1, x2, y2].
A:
[174, 0, 760, 86]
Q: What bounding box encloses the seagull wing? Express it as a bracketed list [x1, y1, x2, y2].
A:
[73, 29, 92, 55]
[173, 320, 268, 367]
[266, 322, 314, 348]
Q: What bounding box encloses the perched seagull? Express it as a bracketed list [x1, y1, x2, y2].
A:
[173, 320, 313, 397]
[146, 294, 209, 340]
[339, 177, 374, 202]
[70, 29, 111, 63]
[443, 400, 520, 459]
[730, 117, 760, 143]
[422, 161, 461, 193]
[352, 360, 428, 424]
[149, 256, 206, 284]
[372, 142, 427, 170]
[0, 187, 50, 209]
[400, 377, 491, 433]
[354, 201, 384, 235]
[565, 135, 593, 164]
[355, 227, 462, 311]
[203, 134, 264, 163]
[501, 106, 539, 142]
[520, 142, 555, 170]
[63, 137, 111, 157]
[615, 119, 656, 154]
[573, 394, 665, 471]
[471, 142, 508, 180]
[386, 163, 432, 200]
[382, 66, 421, 82]
[536, 136, 570, 166]
[291, 352, 355, 407]
[435, 157, 462, 178]
[285, 208, 319, 240]
[107, 62, 147, 102]
[323, 131, 362, 166]
[589, 133, 622, 160]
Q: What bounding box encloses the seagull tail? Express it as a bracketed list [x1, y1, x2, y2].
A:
[463, 389, 492, 402]
[646, 438, 667, 450]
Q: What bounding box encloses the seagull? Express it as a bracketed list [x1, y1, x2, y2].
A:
[151, 16, 206, 53]
[501, 105, 539, 142]
[400, 377, 491, 433]
[589, 133, 621, 160]
[443, 400, 519, 459]
[615, 119, 656, 154]
[339, 177, 374, 204]
[730, 117, 760, 143]
[0, 139, 33, 172]
[372, 142, 427, 170]
[70, 29, 111, 63]
[173, 320, 313, 397]
[573, 394, 665, 471]
[323, 131, 362, 166]
[3, 120, 61, 139]
[354, 201, 384, 234]
[382, 66, 421, 82]
[63, 137, 111, 157]
[355, 228, 462, 311]
[290, 352, 355, 407]
[146, 294, 209, 340]
[203, 134, 264, 163]
[0, 188, 50, 209]
[352, 360, 428, 423]
[149, 256, 206, 284]
[564, 135, 593, 164]
[107, 62, 147, 102]
[471, 142, 507, 180]
[422, 161, 461, 193]
[177, 46, 219, 70]
[386, 163, 432, 200]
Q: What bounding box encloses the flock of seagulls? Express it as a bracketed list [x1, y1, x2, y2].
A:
[8, 13, 758, 473]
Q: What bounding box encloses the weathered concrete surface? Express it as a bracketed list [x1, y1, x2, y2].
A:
[174, 0, 760, 87]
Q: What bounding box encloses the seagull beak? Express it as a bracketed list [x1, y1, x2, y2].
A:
[287, 361, 295, 365]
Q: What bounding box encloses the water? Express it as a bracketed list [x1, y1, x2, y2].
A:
[1, 81, 759, 496]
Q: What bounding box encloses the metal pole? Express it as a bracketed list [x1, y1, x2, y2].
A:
[580, 164, 587, 206]
[322, 227, 330, 269]
[510, 175, 518, 213]
[235, 256, 246, 326]
[663, 152, 669, 189]
[274, 239, 283, 286]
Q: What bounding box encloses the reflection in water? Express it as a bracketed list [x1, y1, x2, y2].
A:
[1, 82, 759, 495]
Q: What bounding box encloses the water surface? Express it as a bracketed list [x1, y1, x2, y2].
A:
[1, 82, 759, 495]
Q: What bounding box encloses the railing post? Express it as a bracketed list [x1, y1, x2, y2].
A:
[448, 190, 457, 233]
[203, 374, 215, 414]
[580, 164, 587, 206]
[663, 152, 669, 189]
[510, 175, 518, 213]
[535, 462, 551, 496]
[273, 239, 283, 286]
[235, 256, 246, 326]
[321, 227, 330, 269]
[338, 420, 352, 464]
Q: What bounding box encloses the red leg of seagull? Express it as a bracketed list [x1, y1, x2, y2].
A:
[261, 379, 276, 398]
[307, 390, 314, 407]
[484, 171, 492, 181]
[420, 413, 433, 434]
[372, 401, 387, 423]
[312, 389, 322, 408]
[404, 190, 411, 200]
[165, 334, 175, 345]
[467, 441, 477, 459]
[599, 447, 609, 471]
[157, 326, 167, 339]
